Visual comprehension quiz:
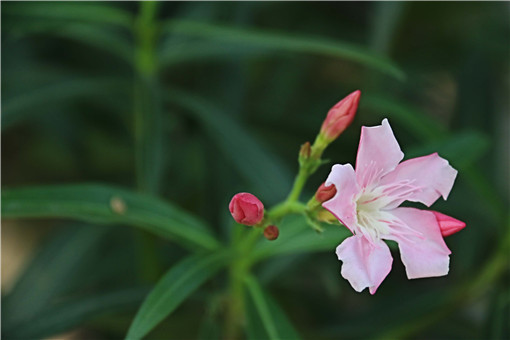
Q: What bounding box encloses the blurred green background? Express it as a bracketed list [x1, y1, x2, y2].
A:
[2, 2, 509, 339]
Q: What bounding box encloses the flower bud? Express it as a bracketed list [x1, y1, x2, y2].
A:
[315, 182, 337, 203]
[320, 90, 360, 141]
[229, 192, 264, 226]
[431, 211, 466, 237]
[299, 141, 311, 159]
[263, 225, 279, 241]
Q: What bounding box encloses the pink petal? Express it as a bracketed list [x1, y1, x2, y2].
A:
[380, 153, 458, 208]
[389, 207, 451, 279]
[356, 119, 404, 188]
[336, 235, 393, 294]
[322, 164, 359, 232]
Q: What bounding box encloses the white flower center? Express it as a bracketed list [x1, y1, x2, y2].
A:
[353, 180, 421, 243]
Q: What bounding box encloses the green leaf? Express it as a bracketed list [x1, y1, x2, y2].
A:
[160, 20, 405, 80]
[3, 2, 134, 29]
[406, 131, 490, 169]
[160, 40, 269, 66]
[2, 77, 128, 130]
[244, 275, 302, 340]
[3, 287, 149, 340]
[250, 215, 350, 262]
[3, 225, 108, 328]
[125, 252, 230, 340]
[2, 184, 221, 251]
[362, 94, 446, 142]
[165, 88, 292, 204]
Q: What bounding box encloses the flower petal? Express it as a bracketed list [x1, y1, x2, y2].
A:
[389, 207, 451, 279]
[356, 119, 404, 188]
[322, 164, 359, 232]
[336, 235, 392, 294]
[380, 153, 458, 208]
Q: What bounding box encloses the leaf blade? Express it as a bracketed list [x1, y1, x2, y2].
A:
[160, 20, 405, 80]
[125, 252, 230, 340]
[2, 184, 221, 251]
[244, 275, 302, 340]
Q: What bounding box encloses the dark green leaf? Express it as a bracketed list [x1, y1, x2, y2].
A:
[160, 20, 405, 80]
[2, 77, 128, 130]
[4, 2, 134, 29]
[3, 225, 108, 328]
[125, 251, 230, 340]
[165, 89, 292, 204]
[3, 287, 149, 340]
[2, 184, 221, 251]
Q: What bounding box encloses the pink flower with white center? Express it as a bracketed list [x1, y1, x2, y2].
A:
[323, 119, 462, 294]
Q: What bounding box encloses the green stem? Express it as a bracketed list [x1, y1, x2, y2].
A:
[133, 1, 162, 282]
[134, 1, 162, 194]
[286, 166, 310, 202]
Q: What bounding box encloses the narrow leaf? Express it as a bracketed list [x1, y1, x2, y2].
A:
[3, 287, 149, 340]
[4, 2, 133, 29]
[2, 184, 220, 251]
[125, 252, 230, 340]
[160, 20, 405, 80]
[165, 89, 292, 204]
[2, 77, 128, 130]
[244, 275, 301, 340]
[3, 225, 108, 327]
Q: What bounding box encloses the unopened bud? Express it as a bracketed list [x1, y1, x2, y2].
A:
[317, 209, 338, 224]
[320, 90, 360, 141]
[299, 142, 311, 159]
[263, 225, 279, 241]
[229, 192, 264, 226]
[431, 211, 466, 237]
[315, 182, 337, 203]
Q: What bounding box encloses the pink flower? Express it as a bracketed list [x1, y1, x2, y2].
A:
[320, 90, 361, 141]
[323, 119, 460, 294]
[229, 192, 264, 226]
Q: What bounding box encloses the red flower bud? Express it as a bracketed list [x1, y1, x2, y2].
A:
[263, 225, 279, 241]
[320, 90, 361, 141]
[315, 182, 337, 203]
[229, 192, 264, 226]
[431, 211, 466, 237]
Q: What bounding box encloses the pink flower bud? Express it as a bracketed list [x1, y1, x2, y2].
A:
[263, 225, 279, 241]
[431, 211, 466, 237]
[229, 192, 264, 226]
[315, 182, 337, 203]
[320, 90, 361, 141]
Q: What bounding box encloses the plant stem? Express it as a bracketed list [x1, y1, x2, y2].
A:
[134, 1, 162, 194]
[286, 166, 309, 202]
[133, 1, 162, 282]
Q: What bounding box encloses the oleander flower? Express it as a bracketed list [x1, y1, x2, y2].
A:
[323, 119, 462, 294]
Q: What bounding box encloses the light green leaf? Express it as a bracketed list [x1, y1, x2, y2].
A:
[2, 184, 221, 251]
[125, 252, 230, 340]
[165, 88, 292, 204]
[244, 275, 302, 340]
[160, 20, 405, 80]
